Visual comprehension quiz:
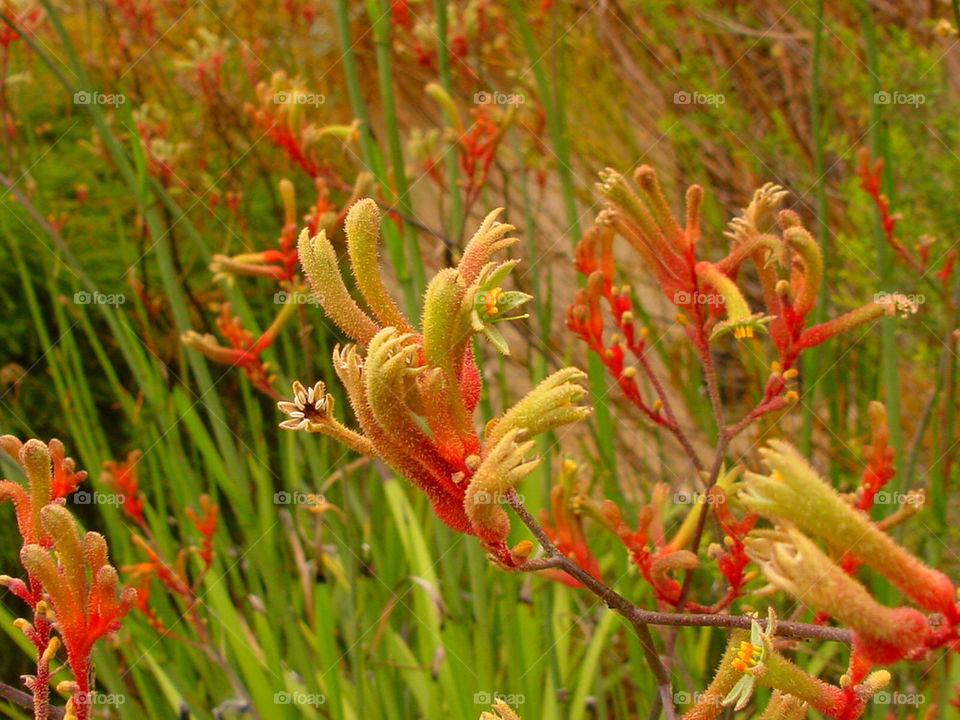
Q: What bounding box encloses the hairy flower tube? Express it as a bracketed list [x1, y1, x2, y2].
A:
[574, 168, 914, 388]
[537, 459, 602, 587]
[0, 438, 135, 720]
[479, 699, 522, 720]
[682, 611, 889, 719]
[738, 440, 957, 622]
[745, 526, 931, 665]
[281, 199, 590, 565]
[21, 506, 136, 719]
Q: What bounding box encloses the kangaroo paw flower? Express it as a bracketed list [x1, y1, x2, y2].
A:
[745, 526, 930, 663]
[287, 202, 590, 560]
[739, 440, 957, 619]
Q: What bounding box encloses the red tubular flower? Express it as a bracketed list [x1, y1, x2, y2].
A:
[1, 438, 134, 720]
[100, 450, 145, 527]
[244, 70, 359, 181]
[538, 460, 602, 587]
[284, 200, 590, 566]
[21, 506, 136, 720]
[856, 402, 896, 512]
[184, 494, 219, 568]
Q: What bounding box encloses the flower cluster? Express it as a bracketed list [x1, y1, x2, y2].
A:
[244, 70, 359, 180]
[740, 441, 958, 667]
[536, 460, 602, 587]
[0, 437, 135, 720]
[682, 611, 891, 720]
[279, 198, 591, 565]
[568, 166, 914, 428]
[182, 176, 371, 398]
[124, 492, 218, 639]
[598, 468, 754, 613]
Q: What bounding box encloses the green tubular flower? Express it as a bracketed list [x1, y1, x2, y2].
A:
[457, 208, 519, 285]
[722, 619, 765, 711]
[485, 368, 592, 446]
[756, 691, 806, 720]
[744, 526, 930, 663]
[41, 505, 86, 604]
[344, 198, 414, 333]
[464, 428, 541, 541]
[783, 225, 823, 318]
[422, 268, 472, 372]
[724, 183, 789, 246]
[681, 628, 750, 720]
[297, 227, 380, 343]
[739, 440, 956, 616]
[695, 261, 773, 341]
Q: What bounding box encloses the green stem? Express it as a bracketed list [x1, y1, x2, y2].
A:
[333, 0, 419, 315]
[434, 0, 464, 244]
[860, 2, 903, 464]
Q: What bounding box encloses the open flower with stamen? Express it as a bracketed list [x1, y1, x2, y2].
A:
[716, 609, 889, 719]
[281, 199, 590, 565]
[278, 380, 334, 431]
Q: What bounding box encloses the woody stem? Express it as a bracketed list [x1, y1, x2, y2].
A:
[505, 491, 854, 716]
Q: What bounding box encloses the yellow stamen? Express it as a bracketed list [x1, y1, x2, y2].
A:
[485, 287, 505, 316]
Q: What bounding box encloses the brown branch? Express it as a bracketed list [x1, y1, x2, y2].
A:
[505, 489, 855, 716]
[0, 681, 66, 720]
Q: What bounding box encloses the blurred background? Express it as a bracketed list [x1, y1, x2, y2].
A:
[0, 0, 958, 717]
